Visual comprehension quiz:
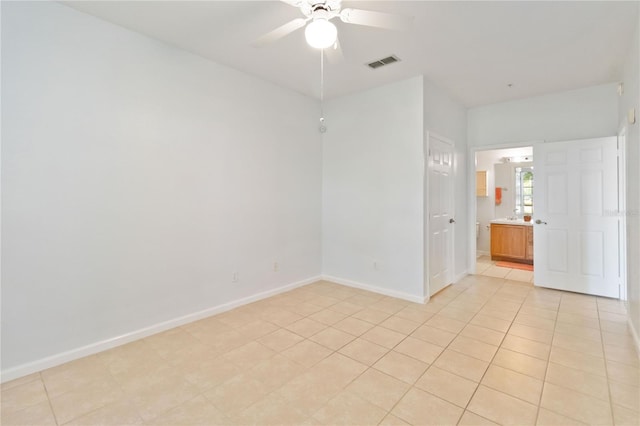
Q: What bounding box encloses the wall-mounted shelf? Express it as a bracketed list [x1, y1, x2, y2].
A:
[476, 170, 488, 197]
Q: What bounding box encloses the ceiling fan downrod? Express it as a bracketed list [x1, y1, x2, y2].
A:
[319, 49, 327, 133]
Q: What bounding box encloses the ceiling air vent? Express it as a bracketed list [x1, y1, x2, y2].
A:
[367, 55, 400, 70]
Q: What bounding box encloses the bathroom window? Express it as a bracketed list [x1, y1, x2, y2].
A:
[515, 167, 534, 215]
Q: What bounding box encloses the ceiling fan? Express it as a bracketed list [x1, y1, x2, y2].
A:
[253, 0, 413, 52]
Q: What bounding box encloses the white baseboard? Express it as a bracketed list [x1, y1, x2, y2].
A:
[476, 250, 490, 257]
[321, 275, 426, 304]
[1, 275, 321, 383]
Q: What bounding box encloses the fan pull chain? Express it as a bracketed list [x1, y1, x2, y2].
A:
[319, 49, 327, 133]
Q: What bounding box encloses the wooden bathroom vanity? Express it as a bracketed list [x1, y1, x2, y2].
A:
[490, 221, 533, 264]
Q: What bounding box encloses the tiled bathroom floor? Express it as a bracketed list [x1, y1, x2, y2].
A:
[476, 255, 534, 283]
[2, 277, 638, 425]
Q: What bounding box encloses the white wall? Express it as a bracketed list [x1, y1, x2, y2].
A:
[1, 2, 322, 374]
[321, 76, 468, 300]
[423, 79, 469, 280]
[468, 83, 619, 147]
[619, 20, 640, 341]
[322, 77, 424, 300]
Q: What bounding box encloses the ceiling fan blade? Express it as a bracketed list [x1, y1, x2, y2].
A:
[280, 0, 305, 7]
[252, 18, 308, 47]
[325, 38, 344, 64]
[339, 8, 413, 31]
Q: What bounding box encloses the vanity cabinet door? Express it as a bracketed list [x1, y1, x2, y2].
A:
[491, 224, 527, 260]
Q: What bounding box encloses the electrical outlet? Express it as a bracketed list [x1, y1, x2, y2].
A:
[273, 262, 279, 272]
[232, 272, 239, 283]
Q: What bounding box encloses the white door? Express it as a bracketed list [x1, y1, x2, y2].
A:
[533, 137, 620, 298]
[427, 133, 454, 296]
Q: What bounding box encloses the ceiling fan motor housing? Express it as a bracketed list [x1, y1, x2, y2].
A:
[302, 0, 342, 18]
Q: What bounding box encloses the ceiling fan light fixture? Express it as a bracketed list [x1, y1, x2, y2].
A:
[305, 18, 337, 49]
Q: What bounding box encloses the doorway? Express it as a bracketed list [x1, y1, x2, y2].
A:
[473, 145, 535, 284]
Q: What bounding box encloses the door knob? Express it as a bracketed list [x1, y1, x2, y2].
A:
[535, 219, 547, 225]
[449, 218, 456, 223]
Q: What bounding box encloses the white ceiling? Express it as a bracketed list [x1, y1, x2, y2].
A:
[63, 1, 639, 107]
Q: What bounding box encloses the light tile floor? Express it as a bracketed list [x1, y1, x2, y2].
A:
[476, 255, 534, 283]
[2, 276, 639, 425]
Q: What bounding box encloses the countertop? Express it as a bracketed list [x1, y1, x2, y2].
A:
[490, 218, 534, 226]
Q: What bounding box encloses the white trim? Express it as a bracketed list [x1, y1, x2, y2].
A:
[467, 146, 477, 275]
[322, 275, 426, 304]
[617, 126, 628, 301]
[472, 140, 543, 151]
[423, 135, 429, 301]
[1, 275, 321, 383]
[476, 250, 490, 257]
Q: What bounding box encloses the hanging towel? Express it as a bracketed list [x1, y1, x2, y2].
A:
[495, 187, 502, 205]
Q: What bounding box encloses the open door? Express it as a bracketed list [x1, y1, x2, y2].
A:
[533, 137, 620, 298]
[427, 133, 455, 296]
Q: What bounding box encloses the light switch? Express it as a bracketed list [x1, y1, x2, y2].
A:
[629, 108, 636, 124]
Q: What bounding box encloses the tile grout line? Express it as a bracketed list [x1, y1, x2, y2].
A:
[540, 294, 620, 424]
[386, 276, 534, 423]
[195, 293, 330, 423]
[363, 297, 454, 424]
[231, 291, 352, 422]
[534, 288, 561, 426]
[221, 290, 410, 424]
[41, 365, 125, 426]
[147, 307, 289, 423]
[40, 372, 61, 426]
[300, 295, 423, 424]
[123, 340, 208, 424]
[379, 280, 484, 425]
[459, 278, 536, 423]
[599, 299, 619, 425]
[446, 279, 512, 425]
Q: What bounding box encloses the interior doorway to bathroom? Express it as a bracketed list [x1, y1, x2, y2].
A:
[473, 145, 535, 284]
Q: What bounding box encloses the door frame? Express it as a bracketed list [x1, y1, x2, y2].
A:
[424, 131, 455, 299]
[618, 125, 628, 301]
[467, 140, 542, 275]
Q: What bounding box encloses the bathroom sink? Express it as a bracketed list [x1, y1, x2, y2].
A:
[490, 218, 533, 226]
